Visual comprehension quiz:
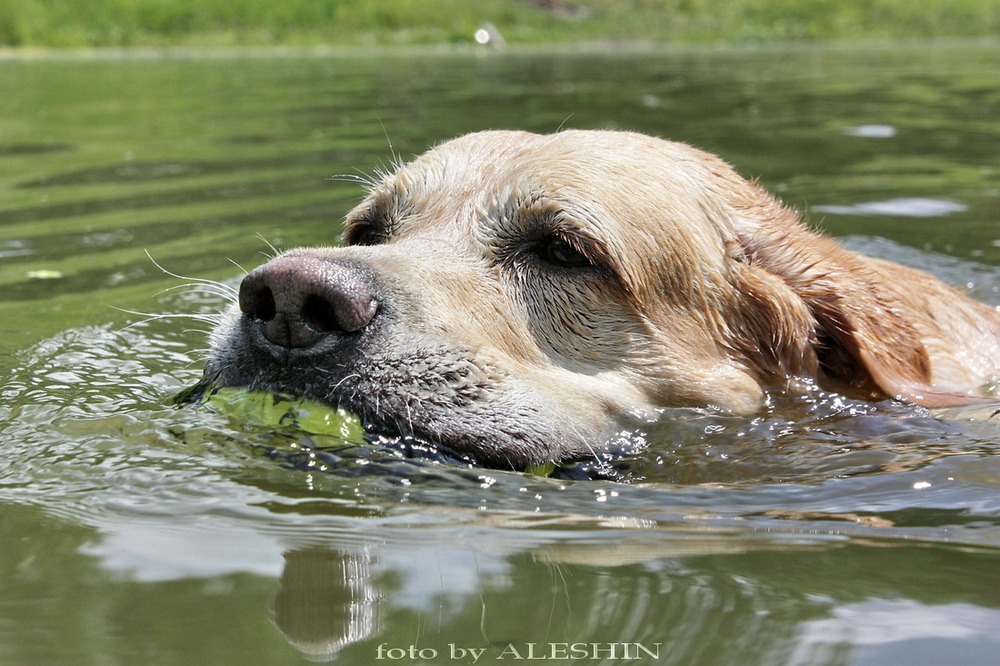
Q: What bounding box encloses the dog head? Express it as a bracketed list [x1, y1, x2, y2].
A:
[202, 130, 998, 468]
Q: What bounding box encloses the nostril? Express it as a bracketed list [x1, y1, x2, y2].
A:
[302, 294, 340, 333]
[239, 282, 277, 322]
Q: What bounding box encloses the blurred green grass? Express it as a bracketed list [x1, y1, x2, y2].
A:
[2, 0, 999, 48]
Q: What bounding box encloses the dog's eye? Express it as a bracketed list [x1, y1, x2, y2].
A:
[347, 223, 384, 246]
[539, 236, 591, 268]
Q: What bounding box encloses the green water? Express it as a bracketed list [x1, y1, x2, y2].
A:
[1, 45, 999, 665]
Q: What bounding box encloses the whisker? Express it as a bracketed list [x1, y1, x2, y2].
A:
[226, 256, 252, 276]
[254, 234, 281, 261]
[144, 250, 240, 299]
[331, 373, 362, 394]
[113, 308, 223, 328]
[179, 327, 214, 338]
[328, 171, 379, 187]
[156, 281, 238, 302]
[404, 398, 415, 437]
[379, 119, 403, 173]
[371, 159, 398, 184]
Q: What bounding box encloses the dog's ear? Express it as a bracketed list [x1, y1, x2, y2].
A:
[729, 206, 987, 408]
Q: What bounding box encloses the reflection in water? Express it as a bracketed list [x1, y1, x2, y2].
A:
[271, 547, 382, 663]
[267, 536, 1000, 666]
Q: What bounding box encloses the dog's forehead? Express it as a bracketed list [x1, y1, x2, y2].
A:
[370, 132, 741, 296]
[362, 131, 751, 282]
[388, 130, 731, 220]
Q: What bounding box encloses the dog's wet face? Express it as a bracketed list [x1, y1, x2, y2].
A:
[204, 130, 756, 468]
[201, 130, 1000, 469]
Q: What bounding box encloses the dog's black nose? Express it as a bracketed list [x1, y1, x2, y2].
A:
[238, 255, 378, 349]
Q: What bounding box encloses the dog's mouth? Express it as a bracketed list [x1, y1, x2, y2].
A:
[173, 379, 491, 467]
[173, 372, 631, 478]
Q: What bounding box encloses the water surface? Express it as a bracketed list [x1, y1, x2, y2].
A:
[1, 45, 999, 665]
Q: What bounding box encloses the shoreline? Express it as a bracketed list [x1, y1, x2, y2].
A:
[2, 36, 998, 61]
